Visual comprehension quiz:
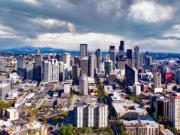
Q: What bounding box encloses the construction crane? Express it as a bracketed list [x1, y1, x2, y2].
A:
[23, 105, 34, 135]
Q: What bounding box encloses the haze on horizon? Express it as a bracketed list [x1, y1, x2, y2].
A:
[0, 0, 180, 52]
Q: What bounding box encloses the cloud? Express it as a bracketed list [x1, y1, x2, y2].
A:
[32, 17, 75, 32]
[129, 1, 174, 23]
[0, 0, 179, 52]
[13, 0, 40, 5]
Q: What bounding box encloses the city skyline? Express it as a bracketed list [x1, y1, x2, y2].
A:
[0, 0, 180, 52]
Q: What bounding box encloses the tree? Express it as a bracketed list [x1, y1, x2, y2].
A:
[66, 124, 73, 135]
[60, 123, 67, 135]
[47, 106, 50, 112]
[42, 116, 47, 124]
[19, 88, 24, 93]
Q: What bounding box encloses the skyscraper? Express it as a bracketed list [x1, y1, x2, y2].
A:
[118, 40, 124, 59]
[169, 93, 180, 130]
[26, 61, 34, 80]
[79, 76, 88, 95]
[95, 49, 102, 73]
[105, 60, 113, 76]
[42, 59, 59, 82]
[145, 55, 152, 69]
[80, 43, 88, 58]
[134, 46, 141, 69]
[127, 49, 133, 67]
[72, 65, 78, 82]
[127, 49, 133, 60]
[62, 53, 71, 66]
[154, 72, 161, 88]
[176, 67, 180, 84]
[80, 57, 88, 76]
[88, 54, 95, 78]
[33, 53, 42, 82]
[125, 64, 138, 86]
[109, 46, 116, 66]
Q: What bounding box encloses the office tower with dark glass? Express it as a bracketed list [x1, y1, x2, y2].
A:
[125, 64, 138, 86]
[80, 43, 88, 58]
[109, 46, 116, 66]
[118, 40, 124, 59]
[95, 49, 102, 73]
[105, 60, 113, 76]
[33, 49, 43, 82]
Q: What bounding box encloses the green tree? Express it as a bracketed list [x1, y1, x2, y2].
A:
[42, 116, 47, 124]
[60, 123, 67, 135]
[66, 124, 73, 135]
[47, 106, 50, 112]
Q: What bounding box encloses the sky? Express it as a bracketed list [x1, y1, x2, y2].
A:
[0, 0, 180, 52]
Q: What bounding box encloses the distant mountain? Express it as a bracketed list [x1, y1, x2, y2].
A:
[0, 46, 80, 55]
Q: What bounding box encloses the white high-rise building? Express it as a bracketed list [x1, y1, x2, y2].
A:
[98, 104, 108, 127]
[79, 76, 88, 95]
[88, 55, 95, 78]
[62, 53, 71, 66]
[169, 93, 180, 130]
[75, 105, 83, 128]
[75, 103, 108, 128]
[42, 59, 59, 82]
[154, 72, 163, 93]
[0, 83, 10, 100]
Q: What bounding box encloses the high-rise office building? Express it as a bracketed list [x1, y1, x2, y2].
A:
[105, 60, 113, 76]
[127, 49, 133, 67]
[33, 50, 42, 82]
[26, 61, 34, 80]
[80, 44, 88, 58]
[145, 55, 152, 69]
[134, 46, 142, 69]
[59, 62, 64, 82]
[0, 83, 10, 100]
[79, 76, 88, 95]
[17, 55, 25, 70]
[125, 64, 138, 86]
[95, 49, 102, 73]
[72, 65, 78, 82]
[56, 54, 61, 61]
[154, 73, 161, 88]
[118, 41, 124, 59]
[42, 59, 59, 82]
[80, 57, 88, 76]
[88, 55, 95, 78]
[62, 53, 71, 66]
[127, 49, 133, 60]
[75, 103, 108, 128]
[176, 68, 180, 84]
[109, 46, 116, 66]
[169, 93, 180, 130]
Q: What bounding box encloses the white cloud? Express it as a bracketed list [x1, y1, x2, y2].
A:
[0, 25, 21, 38]
[25, 32, 125, 51]
[163, 24, 180, 38]
[129, 1, 173, 23]
[96, 0, 123, 18]
[32, 18, 75, 32]
[14, 0, 40, 5]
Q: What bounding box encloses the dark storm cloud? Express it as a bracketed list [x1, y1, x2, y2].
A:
[0, 0, 180, 51]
